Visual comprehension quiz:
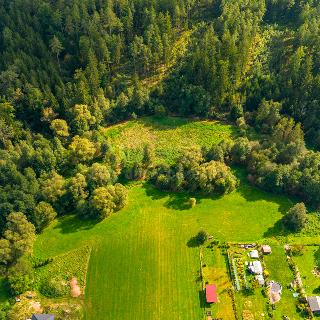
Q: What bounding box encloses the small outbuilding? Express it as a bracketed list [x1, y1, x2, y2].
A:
[307, 296, 320, 314]
[269, 281, 282, 294]
[255, 274, 265, 286]
[32, 315, 55, 320]
[261, 245, 272, 254]
[249, 249, 259, 259]
[206, 284, 218, 303]
[248, 260, 263, 275]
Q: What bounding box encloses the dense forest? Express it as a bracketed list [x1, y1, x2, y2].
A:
[1, 0, 320, 317]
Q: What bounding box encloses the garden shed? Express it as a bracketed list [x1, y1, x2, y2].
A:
[307, 296, 320, 314]
[249, 249, 259, 258]
[206, 284, 218, 303]
[261, 245, 272, 254]
[248, 260, 263, 274]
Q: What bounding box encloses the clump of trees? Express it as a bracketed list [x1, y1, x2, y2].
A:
[283, 203, 307, 232]
[89, 184, 128, 219]
[151, 148, 238, 195]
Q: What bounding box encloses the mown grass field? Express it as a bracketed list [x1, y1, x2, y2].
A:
[35, 178, 295, 319]
[264, 244, 304, 319]
[33, 118, 320, 319]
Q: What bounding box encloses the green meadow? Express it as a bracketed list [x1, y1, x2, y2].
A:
[101, 116, 237, 164]
[33, 118, 320, 319]
[35, 179, 296, 319]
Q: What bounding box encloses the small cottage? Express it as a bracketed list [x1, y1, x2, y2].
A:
[307, 296, 320, 314]
[261, 245, 272, 254]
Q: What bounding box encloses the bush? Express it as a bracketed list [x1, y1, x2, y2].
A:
[195, 230, 207, 245]
[154, 105, 167, 117]
[189, 198, 196, 208]
[283, 203, 307, 232]
[289, 245, 305, 256]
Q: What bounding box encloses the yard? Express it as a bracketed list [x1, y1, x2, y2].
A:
[292, 245, 320, 296]
[201, 245, 235, 319]
[263, 244, 304, 319]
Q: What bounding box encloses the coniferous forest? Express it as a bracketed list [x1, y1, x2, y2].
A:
[1, 0, 320, 318]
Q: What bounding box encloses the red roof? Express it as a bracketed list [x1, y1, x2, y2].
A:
[206, 284, 218, 303]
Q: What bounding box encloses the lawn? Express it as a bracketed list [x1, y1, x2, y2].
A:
[34, 178, 295, 319]
[293, 246, 320, 296]
[264, 244, 303, 319]
[101, 116, 238, 164]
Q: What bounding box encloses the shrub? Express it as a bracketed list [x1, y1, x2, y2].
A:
[40, 276, 68, 297]
[189, 198, 196, 208]
[195, 230, 207, 245]
[289, 245, 305, 256]
[283, 203, 307, 232]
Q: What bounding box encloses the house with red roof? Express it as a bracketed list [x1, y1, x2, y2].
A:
[205, 284, 218, 303]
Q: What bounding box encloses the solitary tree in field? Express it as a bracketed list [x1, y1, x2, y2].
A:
[283, 202, 307, 232]
[196, 230, 208, 245]
[50, 36, 63, 70]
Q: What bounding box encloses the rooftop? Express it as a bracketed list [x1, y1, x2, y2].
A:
[249, 249, 259, 258]
[307, 296, 320, 312]
[206, 284, 218, 303]
[32, 315, 55, 320]
[261, 245, 272, 254]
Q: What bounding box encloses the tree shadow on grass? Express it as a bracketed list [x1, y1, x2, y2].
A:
[198, 289, 210, 309]
[263, 219, 292, 238]
[143, 182, 223, 211]
[233, 166, 294, 215]
[53, 214, 100, 234]
[187, 236, 201, 248]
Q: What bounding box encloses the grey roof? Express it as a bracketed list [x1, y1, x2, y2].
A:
[307, 296, 320, 312]
[32, 315, 55, 320]
[269, 281, 282, 293]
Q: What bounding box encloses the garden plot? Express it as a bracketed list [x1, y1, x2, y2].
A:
[201, 243, 235, 320]
[228, 244, 268, 319]
[263, 245, 305, 319]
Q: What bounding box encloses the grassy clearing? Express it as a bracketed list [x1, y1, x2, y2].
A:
[293, 246, 320, 296]
[264, 245, 303, 319]
[102, 116, 238, 164]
